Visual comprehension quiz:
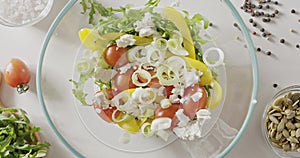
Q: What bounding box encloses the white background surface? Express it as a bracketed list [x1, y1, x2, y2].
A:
[0, 0, 300, 157]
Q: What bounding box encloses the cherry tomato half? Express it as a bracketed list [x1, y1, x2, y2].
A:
[154, 103, 180, 119]
[182, 84, 207, 119]
[103, 44, 129, 67]
[113, 68, 137, 93]
[137, 69, 160, 88]
[94, 105, 120, 123]
[4, 58, 31, 94]
[93, 89, 119, 123]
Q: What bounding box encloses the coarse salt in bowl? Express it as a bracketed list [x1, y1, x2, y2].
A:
[0, 0, 53, 27]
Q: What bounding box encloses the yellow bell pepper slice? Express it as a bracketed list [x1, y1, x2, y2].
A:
[79, 28, 124, 51]
[206, 80, 223, 110]
[162, 7, 196, 59]
[79, 28, 153, 51]
[183, 57, 213, 86]
[116, 114, 139, 134]
[133, 36, 153, 45]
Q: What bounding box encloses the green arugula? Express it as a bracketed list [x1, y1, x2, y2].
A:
[0, 108, 50, 158]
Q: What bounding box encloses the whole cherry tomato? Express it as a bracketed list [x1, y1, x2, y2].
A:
[112, 68, 137, 92]
[103, 44, 129, 67]
[182, 84, 207, 119]
[4, 58, 31, 94]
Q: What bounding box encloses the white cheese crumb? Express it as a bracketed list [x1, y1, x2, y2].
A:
[116, 34, 136, 48]
[118, 63, 133, 74]
[93, 92, 111, 109]
[191, 90, 203, 102]
[134, 12, 156, 37]
[173, 109, 211, 140]
[151, 118, 172, 131]
[175, 109, 190, 127]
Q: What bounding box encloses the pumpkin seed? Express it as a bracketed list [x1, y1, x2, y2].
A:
[288, 136, 299, 144]
[295, 123, 300, 128]
[286, 121, 296, 130]
[269, 115, 279, 124]
[277, 120, 285, 132]
[296, 129, 300, 138]
[282, 129, 290, 138]
[272, 112, 282, 117]
[275, 132, 282, 141]
[283, 143, 291, 152]
[290, 93, 300, 103]
[291, 130, 297, 137]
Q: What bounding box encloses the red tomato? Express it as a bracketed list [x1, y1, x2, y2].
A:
[182, 84, 207, 119]
[163, 86, 174, 98]
[112, 68, 137, 92]
[154, 103, 180, 119]
[94, 89, 120, 123]
[137, 69, 160, 88]
[4, 58, 31, 94]
[94, 105, 120, 123]
[103, 44, 129, 67]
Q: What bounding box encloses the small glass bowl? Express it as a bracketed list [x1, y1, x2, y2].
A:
[262, 85, 300, 158]
[0, 0, 53, 27]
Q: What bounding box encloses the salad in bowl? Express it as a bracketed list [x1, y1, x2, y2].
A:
[71, 0, 224, 143]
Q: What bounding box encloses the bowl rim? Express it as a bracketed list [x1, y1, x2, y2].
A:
[36, 0, 259, 157]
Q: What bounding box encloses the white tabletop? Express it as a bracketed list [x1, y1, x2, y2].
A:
[0, 0, 299, 157]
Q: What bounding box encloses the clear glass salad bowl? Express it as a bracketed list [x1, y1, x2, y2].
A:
[37, 0, 258, 157]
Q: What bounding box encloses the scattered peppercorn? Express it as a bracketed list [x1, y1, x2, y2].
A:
[274, 10, 279, 14]
[253, 22, 257, 27]
[209, 22, 213, 27]
[258, 5, 263, 9]
[280, 39, 285, 43]
[260, 28, 265, 32]
[266, 51, 272, 56]
[273, 83, 278, 88]
[296, 44, 300, 48]
[274, 1, 278, 5]
[291, 9, 296, 14]
[262, 33, 267, 37]
[266, 5, 270, 9]
[249, 18, 254, 23]
[257, 47, 261, 52]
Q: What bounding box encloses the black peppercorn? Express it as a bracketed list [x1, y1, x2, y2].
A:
[273, 83, 278, 88]
[258, 5, 263, 9]
[296, 44, 300, 48]
[249, 18, 254, 23]
[274, 10, 279, 14]
[280, 39, 285, 43]
[260, 28, 265, 32]
[257, 47, 261, 52]
[253, 22, 257, 27]
[274, 1, 278, 5]
[262, 33, 267, 37]
[266, 51, 272, 56]
[291, 9, 296, 14]
[262, 18, 268, 22]
[266, 5, 270, 9]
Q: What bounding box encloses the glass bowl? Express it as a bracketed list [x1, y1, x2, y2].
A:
[0, 0, 53, 27]
[262, 85, 300, 158]
[37, 0, 258, 157]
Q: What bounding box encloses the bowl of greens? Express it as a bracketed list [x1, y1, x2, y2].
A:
[37, 0, 258, 157]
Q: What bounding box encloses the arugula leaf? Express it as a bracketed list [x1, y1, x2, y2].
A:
[145, 0, 160, 7]
[0, 108, 50, 158]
